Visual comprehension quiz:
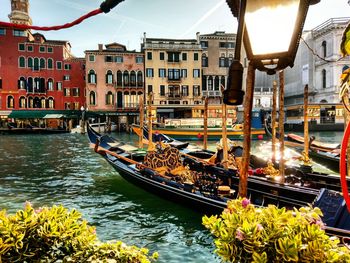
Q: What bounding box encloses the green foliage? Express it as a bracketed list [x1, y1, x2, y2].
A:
[0, 202, 158, 262]
[203, 198, 350, 263]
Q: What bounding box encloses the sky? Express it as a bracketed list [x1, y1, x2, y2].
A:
[1, 0, 350, 57]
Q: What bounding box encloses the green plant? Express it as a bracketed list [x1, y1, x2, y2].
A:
[0, 202, 158, 262]
[203, 198, 350, 263]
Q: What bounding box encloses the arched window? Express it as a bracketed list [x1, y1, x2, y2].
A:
[40, 58, 46, 69]
[322, 69, 326, 89]
[214, 76, 220, 91]
[106, 70, 113, 84]
[137, 71, 143, 87]
[33, 57, 39, 71]
[105, 91, 114, 105]
[27, 77, 33, 92]
[27, 57, 33, 68]
[41, 97, 46, 108]
[89, 91, 96, 105]
[208, 76, 213, 90]
[116, 70, 123, 86]
[220, 76, 226, 89]
[130, 71, 136, 86]
[322, 41, 327, 58]
[48, 97, 55, 109]
[40, 78, 45, 92]
[47, 58, 53, 69]
[33, 97, 40, 108]
[88, 69, 97, 84]
[19, 96, 26, 108]
[34, 77, 40, 92]
[47, 78, 54, 91]
[19, 56, 25, 68]
[202, 54, 208, 67]
[123, 71, 129, 86]
[219, 55, 225, 67]
[7, 96, 14, 108]
[18, 76, 26, 89]
[28, 97, 33, 108]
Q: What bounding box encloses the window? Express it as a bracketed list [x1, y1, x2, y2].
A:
[322, 41, 327, 58]
[200, 41, 208, 48]
[88, 55, 95, 62]
[27, 45, 33, 52]
[160, 85, 165, 96]
[146, 68, 154, 78]
[322, 69, 326, 89]
[168, 52, 180, 62]
[135, 56, 143, 63]
[160, 52, 164, 60]
[19, 96, 26, 108]
[39, 46, 45, 53]
[56, 61, 62, 70]
[47, 58, 53, 69]
[123, 71, 129, 86]
[40, 58, 45, 69]
[105, 56, 113, 62]
[193, 85, 200, 97]
[116, 71, 123, 86]
[182, 85, 189, 96]
[18, 43, 25, 51]
[194, 53, 199, 61]
[33, 58, 39, 71]
[64, 88, 70, 96]
[27, 57, 33, 68]
[159, 68, 166, 78]
[7, 96, 14, 108]
[106, 70, 113, 84]
[47, 47, 53, 53]
[219, 42, 226, 48]
[64, 64, 71, 70]
[106, 91, 114, 105]
[90, 91, 96, 105]
[147, 52, 152, 60]
[47, 78, 54, 91]
[72, 88, 80, 97]
[130, 71, 136, 86]
[114, 56, 123, 63]
[48, 98, 54, 108]
[202, 54, 208, 67]
[0, 78, 2, 89]
[56, 82, 62, 91]
[88, 69, 97, 84]
[0, 28, 5, 36]
[19, 56, 25, 68]
[137, 72, 143, 86]
[219, 56, 226, 67]
[182, 53, 187, 61]
[147, 85, 153, 94]
[168, 69, 180, 80]
[181, 69, 187, 78]
[63, 75, 70, 81]
[13, 29, 26, 37]
[18, 77, 26, 89]
[227, 42, 235, 48]
[193, 69, 200, 78]
[64, 103, 71, 110]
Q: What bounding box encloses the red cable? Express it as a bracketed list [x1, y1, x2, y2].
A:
[0, 9, 102, 31]
[340, 120, 350, 212]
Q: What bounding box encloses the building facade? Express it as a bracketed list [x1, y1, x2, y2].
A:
[0, 0, 86, 127]
[142, 33, 203, 120]
[85, 43, 144, 127]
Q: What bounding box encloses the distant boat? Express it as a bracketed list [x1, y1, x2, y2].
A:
[90, 122, 117, 133]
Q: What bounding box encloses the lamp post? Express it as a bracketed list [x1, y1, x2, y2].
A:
[225, 0, 320, 197]
[80, 106, 86, 134]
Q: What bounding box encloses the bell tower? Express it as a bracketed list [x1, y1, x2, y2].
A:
[8, 0, 32, 26]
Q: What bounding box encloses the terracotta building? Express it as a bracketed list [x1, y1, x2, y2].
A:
[85, 43, 144, 127]
[0, 0, 86, 127]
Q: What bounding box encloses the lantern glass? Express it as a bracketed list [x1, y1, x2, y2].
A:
[245, 0, 299, 55]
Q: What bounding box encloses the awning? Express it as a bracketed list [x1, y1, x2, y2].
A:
[8, 111, 47, 119]
[43, 114, 64, 119]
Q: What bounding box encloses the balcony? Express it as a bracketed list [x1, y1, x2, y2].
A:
[166, 93, 182, 100]
[167, 77, 181, 83]
[202, 90, 221, 97]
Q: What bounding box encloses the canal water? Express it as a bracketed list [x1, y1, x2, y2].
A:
[0, 131, 344, 262]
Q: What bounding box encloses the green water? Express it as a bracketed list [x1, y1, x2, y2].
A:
[0, 131, 343, 262]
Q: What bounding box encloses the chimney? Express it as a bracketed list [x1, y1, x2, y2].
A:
[98, 44, 103, 52]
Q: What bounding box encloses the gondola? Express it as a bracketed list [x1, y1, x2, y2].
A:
[87, 124, 350, 237]
[264, 119, 341, 172]
[136, 126, 348, 192]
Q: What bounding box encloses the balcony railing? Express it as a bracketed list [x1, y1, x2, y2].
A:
[202, 90, 221, 97]
[166, 93, 182, 100]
